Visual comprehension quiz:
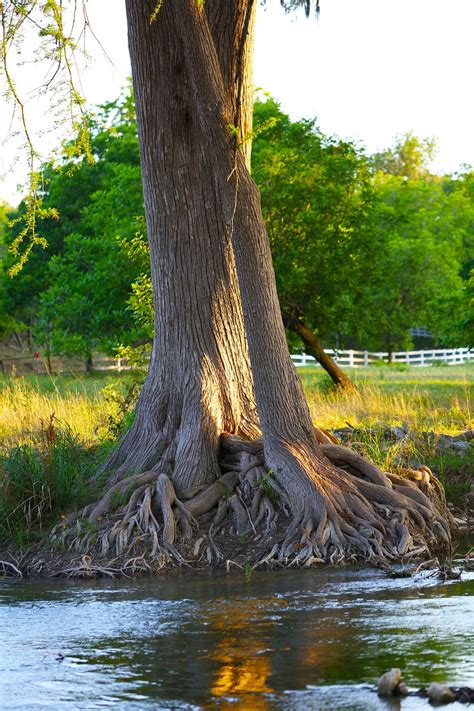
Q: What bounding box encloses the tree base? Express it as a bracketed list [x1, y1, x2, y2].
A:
[43, 430, 455, 578]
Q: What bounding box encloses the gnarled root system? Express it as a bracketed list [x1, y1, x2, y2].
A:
[50, 431, 454, 576]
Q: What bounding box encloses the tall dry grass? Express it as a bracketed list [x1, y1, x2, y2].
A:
[306, 384, 472, 434]
[0, 376, 118, 544]
[1, 366, 471, 448]
[0, 366, 471, 543]
[0, 377, 107, 448]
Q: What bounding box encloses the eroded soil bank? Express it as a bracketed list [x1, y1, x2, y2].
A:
[1, 427, 472, 580]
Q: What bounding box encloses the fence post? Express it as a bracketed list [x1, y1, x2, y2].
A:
[301, 353, 307, 366]
[405, 351, 410, 364]
[420, 350, 425, 366]
[348, 350, 354, 367]
[364, 350, 369, 367]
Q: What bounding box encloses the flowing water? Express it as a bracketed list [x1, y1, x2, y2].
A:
[1, 563, 473, 710]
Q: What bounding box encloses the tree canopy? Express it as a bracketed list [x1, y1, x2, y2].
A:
[1, 92, 472, 360]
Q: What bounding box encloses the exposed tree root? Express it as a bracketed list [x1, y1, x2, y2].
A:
[48, 430, 455, 577]
[0, 558, 23, 578]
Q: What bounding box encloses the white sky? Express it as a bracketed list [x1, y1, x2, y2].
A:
[1, 0, 473, 206]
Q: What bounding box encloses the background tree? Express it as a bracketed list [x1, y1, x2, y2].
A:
[3, 94, 471, 367]
[0, 200, 21, 340]
[252, 97, 378, 386]
[1, 90, 147, 363]
[372, 132, 437, 179]
[0, 201, 10, 242]
[36, 163, 146, 368]
[365, 140, 470, 357]
[443, 169, 474, 347]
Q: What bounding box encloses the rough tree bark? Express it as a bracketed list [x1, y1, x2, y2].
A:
[104, 0, 261, 491]
[59, 0, 452, 570]
[282, 307, 356, 389]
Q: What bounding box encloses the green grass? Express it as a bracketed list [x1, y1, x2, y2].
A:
[423, 450, 472, 508]
[1, 364, 471, 446]
[0, 364, 471, 544]
[300, 363, 472, 433]
[0, 422, 108, 546]
[0, 370, 142, 447]
[0, 372, 135, 543]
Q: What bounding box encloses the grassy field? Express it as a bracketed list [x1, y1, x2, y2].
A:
[302, 364, 472, 433]
[0, 364, 471, 544]
[1, 364, 471, 447]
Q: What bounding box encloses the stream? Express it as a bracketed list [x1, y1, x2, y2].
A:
[1, 564, 473, 709]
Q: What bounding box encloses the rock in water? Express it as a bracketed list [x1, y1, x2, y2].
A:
[377, 668, 401, 696]
[427, 683, 456, 704]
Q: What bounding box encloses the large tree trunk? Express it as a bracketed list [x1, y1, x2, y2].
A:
[204, 0, 256, 169]
[105, 0, 259, 488]
[73, 0, 452, 569]
[282, 308, 356, 389]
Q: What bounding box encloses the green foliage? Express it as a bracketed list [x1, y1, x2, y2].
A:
[252, 99, 473, 353]
[117, 232, 154, 342]
[7, 177, 59, 277]
[372, 132, 437, 179]
[0, 202, 25, 337]
[1, 87, 149, 358]
[462, 269, 474, 346]
[252, 97, 380, 344]
[0, 419, 100, 545]
[426, 449, 473, 507]
[0, 201, 12, 245]
[362, 170, 468, 352]
[0, 0, 94, 273]
[260, 470, 280, 505]
[99, 376, 142, 439]
[1, 90, 472, 365]
[35, 91, 147, 358]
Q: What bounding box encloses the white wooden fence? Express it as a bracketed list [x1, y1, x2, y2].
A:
[91, 347, 473, 372]
[290, 347, 473, 368]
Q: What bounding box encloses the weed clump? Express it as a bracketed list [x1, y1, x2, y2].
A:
[0, 415, 103, 546]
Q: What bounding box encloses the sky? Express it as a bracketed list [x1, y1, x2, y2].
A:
[1, 0, 473, 206]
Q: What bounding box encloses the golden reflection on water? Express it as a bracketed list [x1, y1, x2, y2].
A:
[295, 618, 345, 683]
[204, 596, 287, 709]
[202, 592, 354, 707]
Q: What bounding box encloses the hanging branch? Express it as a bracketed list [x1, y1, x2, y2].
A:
[0, 0, 96, 274]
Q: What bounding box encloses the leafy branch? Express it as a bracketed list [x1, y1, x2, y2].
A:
[0, 0, 95, 273]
